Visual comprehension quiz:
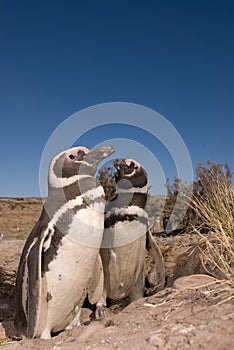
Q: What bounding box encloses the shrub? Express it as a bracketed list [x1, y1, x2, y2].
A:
[186, 161, 234, 280]
[97, 166, 116, 201]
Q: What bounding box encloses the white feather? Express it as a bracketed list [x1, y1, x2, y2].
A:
[49, 173, 91, 189]
[37, 237, 101, 336]
[102, 219, 147, 248]
[105, 205, 148, 219]
[116, 184, 148, 194]
[43, 186, 105, 246]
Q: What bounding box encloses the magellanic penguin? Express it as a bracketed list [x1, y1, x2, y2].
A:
[14, 145, 114, 339]
[98, 158, 165, 311]
[99, 158, 149, 305]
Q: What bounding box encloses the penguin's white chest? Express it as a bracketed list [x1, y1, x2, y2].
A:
[102, 218, 147, 248]
[38, 238, 98, 335]
[37, 204, 105, 336]
[67, 204, 105, 247]
[101, 220, 147, 300]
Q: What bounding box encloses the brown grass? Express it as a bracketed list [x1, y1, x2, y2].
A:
[184, 163, 234, 281]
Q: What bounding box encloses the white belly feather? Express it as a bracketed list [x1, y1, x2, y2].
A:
[101, 220, 146, 301]
[36, 203, 105, 338]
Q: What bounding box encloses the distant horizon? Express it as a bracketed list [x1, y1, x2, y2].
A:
[0, 193, 172, 199]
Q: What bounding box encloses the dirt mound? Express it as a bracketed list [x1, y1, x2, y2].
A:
[1, 280, 233, 349]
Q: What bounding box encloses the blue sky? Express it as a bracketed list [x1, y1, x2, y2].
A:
[0, 0, 233, 197]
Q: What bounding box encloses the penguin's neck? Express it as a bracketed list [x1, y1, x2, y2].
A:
[106, 191, 147, 214]
[47, 176, 97, 202]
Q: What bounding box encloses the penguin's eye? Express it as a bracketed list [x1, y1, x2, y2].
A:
[134, 165, 139, 170]
[69, 154, 75, 160]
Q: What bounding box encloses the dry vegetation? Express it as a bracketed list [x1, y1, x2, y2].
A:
[184, 161, 234, 281]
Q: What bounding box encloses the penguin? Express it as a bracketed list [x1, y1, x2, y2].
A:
[97, 158, 165, 312]
[98, 158, 148, 307]
[14, 145, 114, 339]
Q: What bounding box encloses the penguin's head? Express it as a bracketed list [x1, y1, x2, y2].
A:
[114, 158, 148, 190]
[48, 145, 114, 190]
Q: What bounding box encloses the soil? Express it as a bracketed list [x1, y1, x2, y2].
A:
[0, 198, 234, 349]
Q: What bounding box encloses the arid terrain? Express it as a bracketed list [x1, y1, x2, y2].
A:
[0, 198, 233, 349]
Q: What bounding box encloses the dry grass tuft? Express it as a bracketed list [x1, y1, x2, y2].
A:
[185, 162, 234, 281]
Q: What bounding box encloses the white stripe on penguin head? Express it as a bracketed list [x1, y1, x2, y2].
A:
[48, 146, 92, 189]
[122, 158, 140, 177]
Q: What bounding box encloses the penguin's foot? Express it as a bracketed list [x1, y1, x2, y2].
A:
[66, 307, 81, 330]
[40, 328, 52, 340]
[89, 305, 105, 321]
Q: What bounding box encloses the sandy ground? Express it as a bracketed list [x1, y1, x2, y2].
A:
[0, 198, 234, 349]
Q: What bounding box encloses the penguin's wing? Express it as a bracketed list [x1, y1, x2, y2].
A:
[15, 216, 50, 338]
[145, 229, 165, 295]
[26, 223, 49, 338]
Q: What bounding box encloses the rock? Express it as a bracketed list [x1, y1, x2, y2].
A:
[148, 332, 166, 347]
[172, 274, 232, 293]
[173, 274, 219, 290]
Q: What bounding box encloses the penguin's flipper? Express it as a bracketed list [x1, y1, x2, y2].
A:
[26, 227, 49, 338]
[14, 217, 47, 337]
[16, 218, 50, 338]
[145, 229, 165, 295]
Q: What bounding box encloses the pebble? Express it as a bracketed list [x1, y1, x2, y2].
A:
[148, 333, 166, 347]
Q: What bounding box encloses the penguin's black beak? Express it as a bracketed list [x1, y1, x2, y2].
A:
[84, 146, 115, 166]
